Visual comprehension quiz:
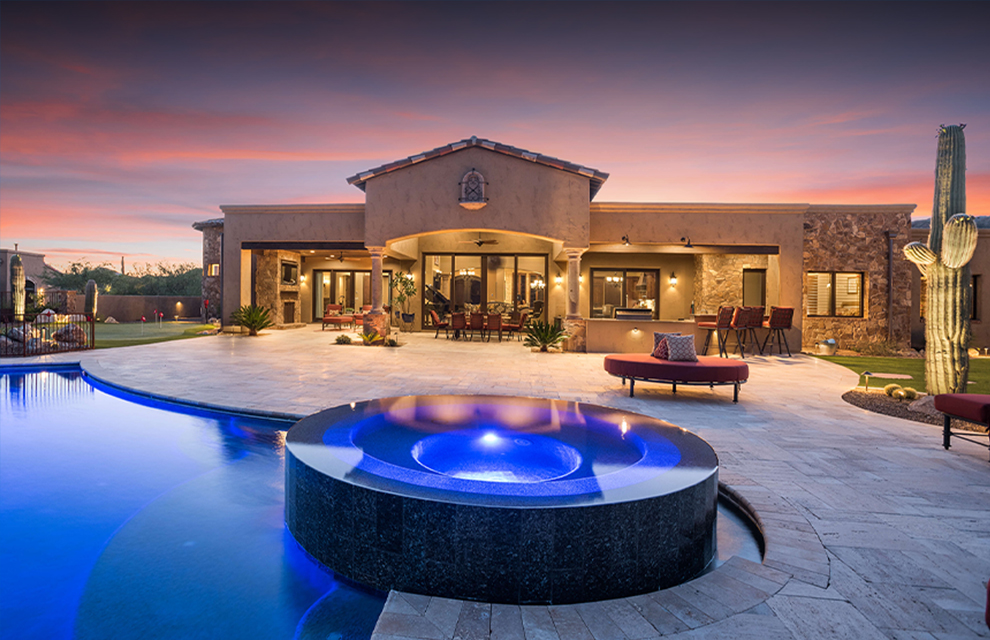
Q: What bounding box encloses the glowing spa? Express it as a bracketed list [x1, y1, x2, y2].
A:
[285, 395, 719, 604]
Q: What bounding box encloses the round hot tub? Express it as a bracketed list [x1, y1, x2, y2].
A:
[285, 395, 718, 605]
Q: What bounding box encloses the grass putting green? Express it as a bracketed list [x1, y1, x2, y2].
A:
[816, 355, 990, 395]
[94, 322, 216, 349]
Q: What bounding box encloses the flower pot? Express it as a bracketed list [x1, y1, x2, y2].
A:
[401, 313, 416, 323]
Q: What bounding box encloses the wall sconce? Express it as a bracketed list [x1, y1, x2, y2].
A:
[632, 327, 640, 334]
[669, 273, 677, 286]
[621, 235, 630, 246]
[680, 237, 693, 248]
[554, 275, 563, 285]
[579, 275, 584, 284]
[300, 274, 307, 283]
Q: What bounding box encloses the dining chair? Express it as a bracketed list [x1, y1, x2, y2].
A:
[485, 313, 502, 342]
[429, 309, 449, 339]
[468, 312, 485, 341]
[450, 312, 467, 339]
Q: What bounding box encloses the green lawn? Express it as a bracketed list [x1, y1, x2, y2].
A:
[816, 355, 990, 394]
[94, 321, 216, 349]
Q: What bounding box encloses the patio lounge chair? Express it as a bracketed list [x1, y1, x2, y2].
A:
[699, 306, 734, 357]
[321, 304, 353, 331]
[429, 309, 449, 339]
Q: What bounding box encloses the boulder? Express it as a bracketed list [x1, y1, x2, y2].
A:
[7, 325, 33, 343]
[53, 324, 88, 345]
[104, 316, 119, 324]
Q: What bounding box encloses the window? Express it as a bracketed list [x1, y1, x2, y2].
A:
[207, 263, 220, 277]
[742, 269, 766, 307]
[973, 274, 981, 321]
[590, 269, 659, 319]
[280, 261, 298, 285]
[806, 272, 863, 317]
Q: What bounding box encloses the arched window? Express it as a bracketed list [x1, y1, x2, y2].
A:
[458, 169, 487, 210]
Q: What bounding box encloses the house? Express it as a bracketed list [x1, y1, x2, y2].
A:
[194, 137, 916, 353]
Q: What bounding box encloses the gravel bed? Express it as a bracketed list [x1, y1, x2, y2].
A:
[842, 390, 989, 433]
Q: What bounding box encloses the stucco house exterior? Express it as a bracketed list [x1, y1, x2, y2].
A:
[194, 137, 918, 354]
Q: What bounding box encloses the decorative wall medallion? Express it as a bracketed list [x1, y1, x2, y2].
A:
[459, 169, 488, 210]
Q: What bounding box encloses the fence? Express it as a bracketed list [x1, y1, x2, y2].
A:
[0, 311, 95, 357]
[0, 290, 70, 320]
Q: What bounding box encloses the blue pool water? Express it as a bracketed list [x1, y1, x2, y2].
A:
[0, 368, 384, 640]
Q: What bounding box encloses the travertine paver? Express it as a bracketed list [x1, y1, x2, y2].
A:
[6, 326, 989, 639]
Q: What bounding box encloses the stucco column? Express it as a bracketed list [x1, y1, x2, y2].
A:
[565, 249, 584, 319]
[369, 247, 385, 312]
[564, 249, 587, 353]
[365, 246, 389, 340]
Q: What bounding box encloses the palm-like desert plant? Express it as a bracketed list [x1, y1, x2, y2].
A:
[524, 320, 568, 352]
[229, 305, 273, 336]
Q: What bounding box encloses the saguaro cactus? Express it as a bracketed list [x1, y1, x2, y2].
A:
[11, 254, 25, 320]
[84, 279, 98, 319]
[904, 124, 977, 394]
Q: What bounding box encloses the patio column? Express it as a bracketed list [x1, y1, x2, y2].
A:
[564, 249, 587, 352]
[369, 247, 385, 312]
[365, 246, 389, 340]
[565, 249, 583, 319]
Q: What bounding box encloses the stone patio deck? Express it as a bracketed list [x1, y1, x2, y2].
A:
[8, 326, 989, 639]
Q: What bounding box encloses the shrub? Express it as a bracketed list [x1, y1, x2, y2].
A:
[883, 383, 903, 397]
[361, 331, 383, 345]
[524, 321, 568, 352]
[335, 334, 352, 345]
[902, 387, 919, 400]
[229, 305, 274, 336]
[384, 337, 399, 347]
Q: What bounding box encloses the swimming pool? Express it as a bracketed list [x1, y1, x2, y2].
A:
[0, 367, 384, 640]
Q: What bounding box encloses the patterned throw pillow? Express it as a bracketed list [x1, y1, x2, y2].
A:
[652, 332, 681, 359]
[666, 334, 699, 362]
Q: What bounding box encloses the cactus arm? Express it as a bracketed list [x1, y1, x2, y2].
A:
[940, 213, 978, 268]
[903, 242, 937, 266]
[11, 255, 25, 320]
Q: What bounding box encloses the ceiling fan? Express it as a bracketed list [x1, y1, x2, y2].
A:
[458, 234, 499, 247]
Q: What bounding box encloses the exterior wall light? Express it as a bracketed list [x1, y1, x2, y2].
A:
[554, 275, 563, 285]
[669, 273, 677, 286]
[622, 235, 630, 246]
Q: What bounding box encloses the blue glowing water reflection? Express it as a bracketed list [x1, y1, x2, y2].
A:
[0, 368, 383, 640]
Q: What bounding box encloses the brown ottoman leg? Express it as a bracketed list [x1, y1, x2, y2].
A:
[943, 414, 952, 450]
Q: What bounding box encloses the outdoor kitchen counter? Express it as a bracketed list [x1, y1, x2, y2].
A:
[585, 318, 703, 354]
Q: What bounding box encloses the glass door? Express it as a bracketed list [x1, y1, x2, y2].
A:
[312, 270, 333, 320]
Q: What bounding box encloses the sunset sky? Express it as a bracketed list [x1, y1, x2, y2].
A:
[1, 1, 988, 269]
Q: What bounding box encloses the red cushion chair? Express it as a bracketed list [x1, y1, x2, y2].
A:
[761, 307, 794, 356]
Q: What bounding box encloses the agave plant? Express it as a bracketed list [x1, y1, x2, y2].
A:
[524, 320, 568, 352]
[229, 305, 273, 336]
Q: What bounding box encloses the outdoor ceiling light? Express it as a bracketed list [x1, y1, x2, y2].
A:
[680, 237, 693, 248]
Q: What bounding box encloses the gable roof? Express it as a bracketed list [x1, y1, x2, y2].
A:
[346, 136, 609, 199]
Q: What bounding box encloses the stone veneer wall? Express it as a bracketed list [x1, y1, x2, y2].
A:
[802, 206, 913, 351]
[254, 249, 302, 325]
[693, 254, 769, 315]
[201, 226, 223, 321]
